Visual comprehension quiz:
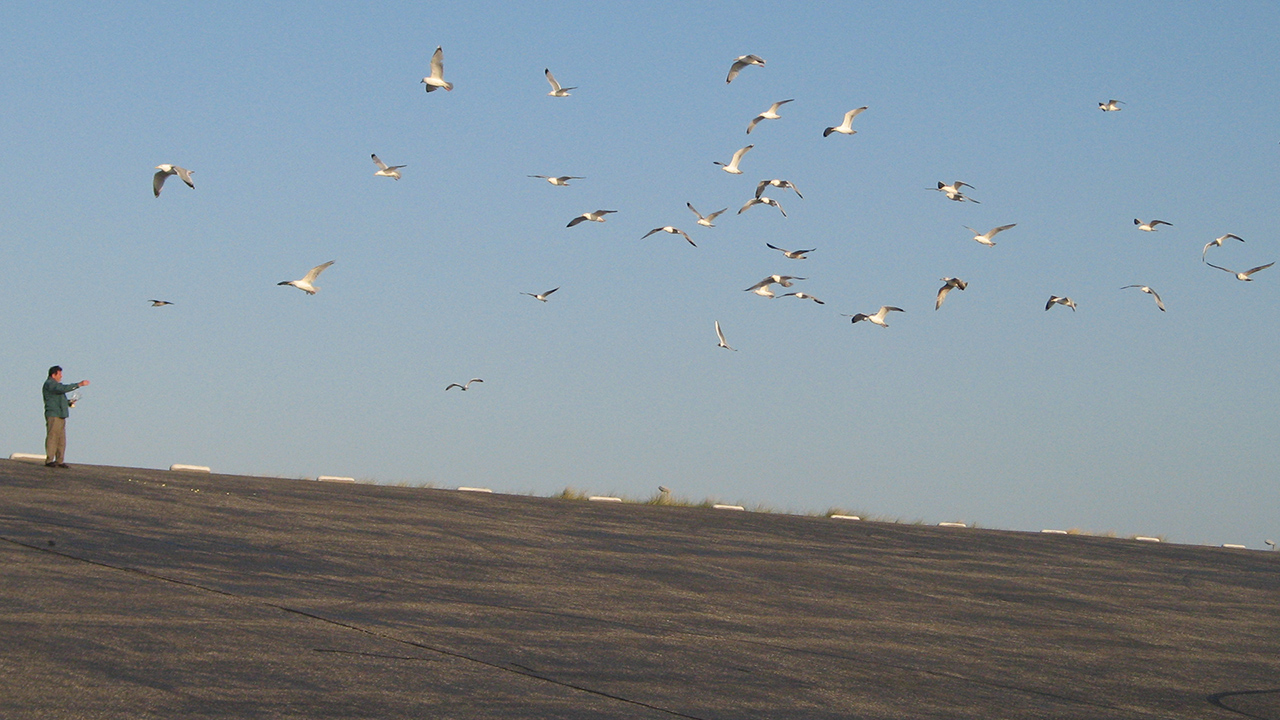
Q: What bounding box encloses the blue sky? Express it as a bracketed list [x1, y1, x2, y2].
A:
[3, 3, 1278, 547]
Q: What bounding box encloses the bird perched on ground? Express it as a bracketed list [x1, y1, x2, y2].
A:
[1121, 285, 1165, 311]
[278, 261, 335, 295]
[745, 275, 805, 297]
[1205, 261, 1276, 281]
[544, 68, 575, 96]
[153, 164, 194, 197]
[529, 175, 583, 186]
[1045, 296, 1077, 311]
[642, 226, 696, 246]
[725, 54, 765, 83]
[567, 210, 616, 227]
[520, 287, 559, 302]
[756, 179, 802, 199]
[148, 300, 174, 307]
[715, 321, 736, 351]
[1099, 99, 1125, 111]
[445, 379, 483, 391]
[778, 292, 824, 304]
[738, 196, 786, 217]
[1202, 233, 1244, 261]
[935, 277, 968, 310]
[844, 306, 903, 327]
[823, 107, 867, 137]
[421, 46, 453, 91]
[686, 203, 727, 228]
[934, 181, 979, 203]
[714, 144, 753, 174]
[371, 154, 406, 180]
[746, 99, 793, 134]
[965, 224, 1017, 246]
[766, 243, 814, 259]
[1134, 218, 1172, 232]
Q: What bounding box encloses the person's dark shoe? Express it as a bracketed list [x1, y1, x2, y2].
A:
[45, 462, 57, 467]
[56, 463, 70, 469]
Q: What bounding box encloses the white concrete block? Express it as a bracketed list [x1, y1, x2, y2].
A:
[1220, 544, 1247, 549]
[830, 514, 861, 521]
[316, 475, 356, 483]
[9, 453, 48, 463]
[588, 496, 623, 502]
[1041, 529, 1069, 534]
[713, 504, 745, 511]
[456, 486, 492, 493]
[938, 522, 967, 528]
[169, 464, 211, 473]
[1134, 536, 1161, 543]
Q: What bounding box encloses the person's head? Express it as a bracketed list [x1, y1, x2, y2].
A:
[48, 365, 62, 380]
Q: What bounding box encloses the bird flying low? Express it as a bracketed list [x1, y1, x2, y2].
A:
[521, 287, 559, 302]
[567, 210, 616, 227]
[421, 46, 453, 91]
[153, 164, 194, 197]
[715, 321, 736, 351]
[544, 68, 575, 97]
[766, 243, 814, 259]
[1045, 296, 1077, 311]
[148, 300, 174, 307]
[529, 175, 583, 186]
[1202, 233, 1244, 261]
[278, 261, 335, 295]
[642, 226, 696, 246]
[844, 306, 904, 327]
[823, 107, 867, 137]
[686, 203, 727, 227]
[1121, 285, 1165, 311]
[747, 99, 793, 134]
[935, 277, 968, 310]
[725, 54, 765, 83]
[745, 275, 805, 297]
[1099, 99, 1125, 111]
[1205, 261, 1276, 281]
[714, 144, 753, 174]
[445, 379, 483, 391]
[934, 181, 979, 203]
[964, 224, 1017, 246]
[778, 292, 824, 304]
[1134, 218, 1172, 232]
[371, 154, 406, 180]
[738, 196, 786, 217]
[756, 179, 802, 199]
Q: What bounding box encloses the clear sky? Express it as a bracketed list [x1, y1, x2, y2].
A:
[3, 3, 1278, 547]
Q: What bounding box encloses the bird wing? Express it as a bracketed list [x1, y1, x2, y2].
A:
[1205, 262, 1234, 274]
[567, 215, 587, 227]
[153, 170, 167, 197]
[936, 285, 952, 310]
[738, 198, 759, 214]
[430, 46, 445, 79]
[641, 228, 662, 239]
[445, 384, 463, 391]
[746, 115, 763, 134]
[771, 99, 794, 111]
[1244, 262, 1276, 276]
[766, 243, 785, 252]
[850, 314, 869, 324]
[744, 277, 774, 292]
[754, 180, 769, 198]
[990, 224, 1017, 235]
[543, 287, 559, 298]
[303, 260, 335, 283]
[371, 154, 390, 171]
[174, 166, 194, 188]
[731, 144, 753, 164]
[1150, 289, 1165, 311]
[678, 229, 695, 246]
[770, 199, 787, 217]
[715, 320, 726, 343]
[1152, 220, 1172, 227]
[686, 203, 704, 220]
[726, 60, 747, 83]
[1045, 297, 1059, 310]
[544, 68, 561, 92]
[844, 106, 868, 124]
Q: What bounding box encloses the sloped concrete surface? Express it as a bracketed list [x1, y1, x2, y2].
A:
[1, 460, 1277, 719]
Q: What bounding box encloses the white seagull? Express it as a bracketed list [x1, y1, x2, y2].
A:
[756, 179, 802, 199]
[714, 144, 753, 174]
[715, 321, 736, 351]
[153, 164, 194, 197]
[778, 292, 824, 304]
[371, 154, 406, 180]
[529, 175, 583, 186]
[934, 180, 979, 203]
[1099, 99, 1125, 111]
[445, 379, 483, 391]
[1134, 218, 1172, 232]
[544, 68, 575, 97]
[1202, 233, 1244, 261]
[745, 275, 805, 298]
[642, 226, 696, 247]
[746, 99, 793, 134]
[686, 203, 727, 228]
[725, 54, 765, 83]
[738, 196, 786, 218]
[766, 243, 814, 259]
[521, 287, 559, 302]
[1045, 296, 1077, 312]
[421, 46, 453, 92]
[823, 107, 867, 137]
[567, 210, 616, 227]
[278, 261, 335, 295]
[1120, 285, 1165, 311]
[1205, 261, 1276, 281]
[965, 224, 1017, 246]
[935, 277, 968, 310]
[844, 306, 903, 327]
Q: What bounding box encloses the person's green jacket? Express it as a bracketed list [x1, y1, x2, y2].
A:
[43, 378, 79, 419]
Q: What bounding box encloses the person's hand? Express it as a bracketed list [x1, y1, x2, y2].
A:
[79, 380, 90, 387]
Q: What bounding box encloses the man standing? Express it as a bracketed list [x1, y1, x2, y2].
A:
[43, 366, 89, 468]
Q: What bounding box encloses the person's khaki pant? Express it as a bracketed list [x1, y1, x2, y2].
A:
[45, 416, 66, 464]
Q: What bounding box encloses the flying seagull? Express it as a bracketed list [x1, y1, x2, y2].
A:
[714, 144, 753, 174]
[544, 68, 575, 97]
[371, 154, 406, 180]
[725, 54, 765, 83]
[521, 287, 559, 302]
[642, 226, 696, 246]
[1205, 261, 1276, 281]
[823, 107, 867, 137]
[756, 179, 802, 199]
[148, 300, 174, 307]
[965, 224, 1017, 246]
[1045, 296, 1077, 311]
[778, 292, 824, 304]
[1202, 233, 1244, 261]
[715, 321, 736, 351]
[1134, 218, 1172, 232]
[766, 243, 814, 259]
[738, 196, 786, 217]
[278, 261, 335, 295]
[1121, 285, 1165, 311]
[745, 275, 805, 298]
[1099, 99, 1125, 111]
[935, 277, 968, 310]
[421, 46, 453, 92]
[934, 181, 979, 203]
[529, 175, 583, 186]
[153, 164, 194, 197]
[746, 99, 793, 134]
[843, 306, 904, 327]
[686, 203, 727, 227]
[445, 379, 483, 391]
[567, 209, 616, 227]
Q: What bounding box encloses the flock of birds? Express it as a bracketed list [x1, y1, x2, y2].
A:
[144, 47, 1274, 380]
